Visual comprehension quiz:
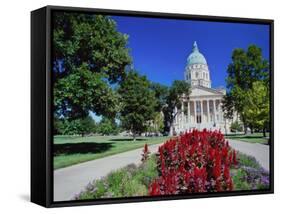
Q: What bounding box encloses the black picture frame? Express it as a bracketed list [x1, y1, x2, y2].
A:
[31, 5, 274, 208]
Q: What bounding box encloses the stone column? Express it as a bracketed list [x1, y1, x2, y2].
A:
[194, 101, 197, 124]
[213, 100, 216, 123]
[175, 106, 178, 124]
[207, 100, 210, 123]
[200, 100, 203, 123]
[181, 101, 184, 128]
[187, 101, 191, 123]
[218, 100, 221, 122]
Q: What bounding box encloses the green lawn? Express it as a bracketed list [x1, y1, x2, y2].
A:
[225, 132, 269, 144]
[53, 135, 169, 170]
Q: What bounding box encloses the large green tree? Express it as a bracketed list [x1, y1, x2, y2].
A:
[53, 13, 131, 120]
[97, 117, 119, 136]
[150, 82, 169, 112]
[118, 71, 157, 140]
[54, 116, 96, 136]
[224, 45, 269, 133]
[243, 81, 269, 137]
[162, 80, 191, 135]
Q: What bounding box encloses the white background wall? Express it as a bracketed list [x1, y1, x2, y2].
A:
[0, 0, 279, 213]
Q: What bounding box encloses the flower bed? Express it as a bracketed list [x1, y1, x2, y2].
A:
[149, 129, 237, 195]
[75, 130, 269, 200]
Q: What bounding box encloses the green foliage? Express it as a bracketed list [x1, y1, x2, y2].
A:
[230, 121, 243, 132]
[54, 117, 65, 135]
[146, 112, 165, 134]
[224, 45, 269, 133]
[226, 45, 268, 90]
[150, 82, 169, 112]
[243, 81, 269, 135]
[237, 152, 261, 169]
[54, 116, 96, 136]
[97, 117, 119, 135]
[53, 12, 131, 119]
[76, 156, 158, 199]
[118, 71, 157, 140]
[222, 93, 235, 120]
[232, 169, 251, 190]
[232, 153, 269, 191]
[162, 80, 191, 134]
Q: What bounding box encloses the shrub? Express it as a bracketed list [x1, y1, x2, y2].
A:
[230, 121, 243, 132]
[74, 155, 158, 199]
[237, 152, 261, 169]
[233, 152, 269, 191]
[149, 129, 237, 196]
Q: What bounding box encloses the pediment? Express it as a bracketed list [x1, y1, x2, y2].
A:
[189, 86, 225, 97]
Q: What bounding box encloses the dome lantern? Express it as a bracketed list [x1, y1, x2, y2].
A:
[187, 41, 207, 66]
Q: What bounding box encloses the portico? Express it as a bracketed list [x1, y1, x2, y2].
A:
[171, 41, 231, 135]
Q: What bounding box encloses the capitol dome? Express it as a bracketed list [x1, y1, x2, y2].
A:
[187, 41, 207, 66]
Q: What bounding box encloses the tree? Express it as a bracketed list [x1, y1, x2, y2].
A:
[150, 82, 169, 112]
[146, 112, 165, 135]
[53, 13, 131, 120]
[149, 83, 169, 135]
[97, 117, 119, 135]
[118, 71, 157, 141]
[243, 81, 269, 137]
[54, 116, 96, 136]
[162, 80, 191, 135]
[222, 93, 235, 121]
[230, 121, 243, 133]
[79, 116, 97, 136]
[225, 45, 269, 133]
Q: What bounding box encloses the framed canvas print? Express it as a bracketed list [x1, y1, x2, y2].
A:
[31, 5, 274, 207]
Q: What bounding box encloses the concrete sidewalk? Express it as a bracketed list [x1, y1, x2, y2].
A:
[228, 139, 270, 171]
[54, 143, 162, 202]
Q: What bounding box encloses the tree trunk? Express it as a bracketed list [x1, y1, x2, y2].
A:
[263, 128, 266, 137]
[133, 133, 136, 142]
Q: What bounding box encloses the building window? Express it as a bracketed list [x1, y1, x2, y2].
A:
[196, 72, 199, 78]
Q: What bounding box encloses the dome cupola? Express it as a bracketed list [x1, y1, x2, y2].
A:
[184, 41, 211, 88]
[187, 41, 207, 66]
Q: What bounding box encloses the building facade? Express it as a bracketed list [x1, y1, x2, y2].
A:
[171, 41, 232, 135]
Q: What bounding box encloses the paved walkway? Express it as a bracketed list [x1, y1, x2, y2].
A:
[54, 139, 270, 202]
[228, 139, 270, 171]
[54, 143, 162, 202]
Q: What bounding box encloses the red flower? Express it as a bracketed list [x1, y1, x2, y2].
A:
[149, 129, 237, 196]
[149, 180, 161, 196]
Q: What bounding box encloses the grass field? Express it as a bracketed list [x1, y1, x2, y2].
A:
[53, 135, 169, 170]
[225, 132, 269, 144]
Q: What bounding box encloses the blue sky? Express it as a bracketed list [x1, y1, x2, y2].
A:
[92, 16, 270, 122]
[111, 16, 270, 88]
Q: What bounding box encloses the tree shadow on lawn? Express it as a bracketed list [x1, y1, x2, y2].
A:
[109, 138, 147, 142]
[53, 142, 113, 156]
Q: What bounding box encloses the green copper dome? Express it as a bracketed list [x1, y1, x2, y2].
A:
[187, 41, 207, 66]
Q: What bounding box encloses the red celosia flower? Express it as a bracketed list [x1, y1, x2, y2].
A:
[149, 129, 237, 196]
[149, 180, 161, 196]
